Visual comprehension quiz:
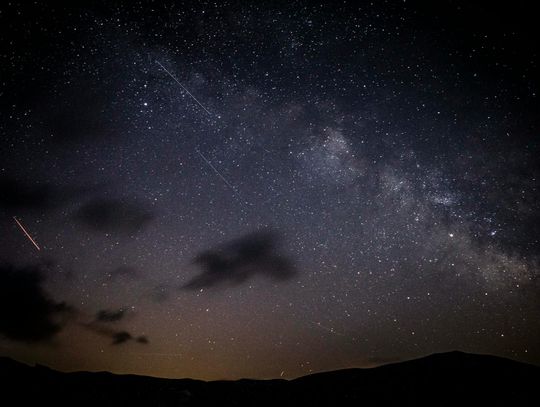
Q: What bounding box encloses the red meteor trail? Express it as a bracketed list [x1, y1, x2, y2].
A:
[13, 216, 41, 251]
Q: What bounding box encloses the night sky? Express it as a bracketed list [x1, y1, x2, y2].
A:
[1, 1, 539, 380]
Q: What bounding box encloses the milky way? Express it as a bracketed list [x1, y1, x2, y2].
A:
[0, 1, 538, 380]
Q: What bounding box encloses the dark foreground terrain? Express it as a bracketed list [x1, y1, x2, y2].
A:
[1, 351, 538, 406]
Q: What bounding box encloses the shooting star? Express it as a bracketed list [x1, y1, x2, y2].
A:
[195, 148, 236, 190]
[195, 149, 250, 206]
[155, 60, 214, 117]
[13, 216, 41, 251]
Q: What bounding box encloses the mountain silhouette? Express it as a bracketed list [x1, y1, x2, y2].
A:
[1, 351, 537, 406]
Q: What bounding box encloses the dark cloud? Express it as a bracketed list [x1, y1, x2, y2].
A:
[0, 262, 72, 343]
[111, 331, 150, 346]
[111, 331, 132, 345]
[84, 307, 147, 345]
[136, 336, 149, 344]
[95, 308, 126, 323]
[183, 230, 297, 290]
[0, 176, 99, 214]
[75, 199, 154, 234]
[0, 177, 62, 212]
[82, 322, 149, 346]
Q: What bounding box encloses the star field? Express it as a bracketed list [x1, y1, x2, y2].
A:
[0, 1, 538, 380]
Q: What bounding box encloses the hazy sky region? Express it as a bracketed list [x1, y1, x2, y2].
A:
[0, 1, 538, 380]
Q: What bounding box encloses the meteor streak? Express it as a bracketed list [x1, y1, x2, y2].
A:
[13, 216, 41, 251]
[195, 148, 236, 190]
[195, 149, 249, 206]
[155, 60, 213, 117]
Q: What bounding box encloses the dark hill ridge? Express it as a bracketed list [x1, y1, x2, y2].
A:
[1, 352, 538, 406]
